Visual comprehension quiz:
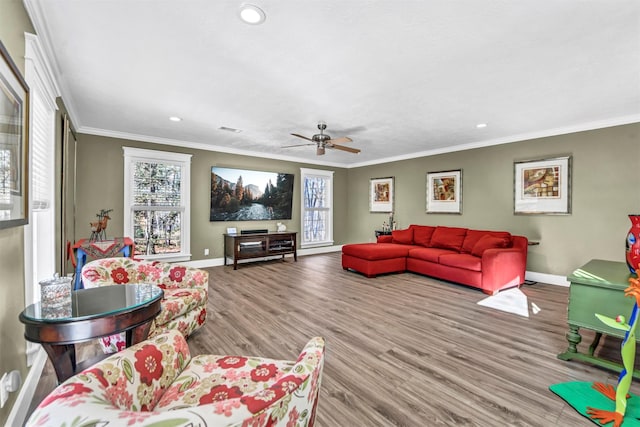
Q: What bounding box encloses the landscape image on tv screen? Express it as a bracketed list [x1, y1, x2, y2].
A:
[210, 167, 294, 221]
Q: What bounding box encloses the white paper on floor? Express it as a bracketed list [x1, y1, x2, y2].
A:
[477, 287, 533, 318]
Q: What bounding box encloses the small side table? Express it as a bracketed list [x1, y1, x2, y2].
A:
[375, 230, 392, 238]
[557, 259, 640, 378]
[19, 284, 163, 383]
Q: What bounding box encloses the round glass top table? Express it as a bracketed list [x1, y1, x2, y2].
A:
[19, 284, 163, 383]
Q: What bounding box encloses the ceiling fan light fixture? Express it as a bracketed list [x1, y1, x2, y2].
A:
[239, 4, 266, 25]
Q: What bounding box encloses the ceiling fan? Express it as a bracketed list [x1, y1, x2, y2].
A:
[283, 122, 360, 155]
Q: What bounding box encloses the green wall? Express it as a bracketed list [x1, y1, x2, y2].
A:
[0, 1, 35, 424]
[75, 134, 349, 258]
[76, 124, 640, 278]
[347, 123, 640, 276]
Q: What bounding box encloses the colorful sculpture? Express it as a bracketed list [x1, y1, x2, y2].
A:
[586, 273, 640, 427]
[627, 214, 640, 274]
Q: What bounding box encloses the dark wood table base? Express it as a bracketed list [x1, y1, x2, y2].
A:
[20, 285, 162, 383]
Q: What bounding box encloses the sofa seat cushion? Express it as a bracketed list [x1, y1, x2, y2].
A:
[157, 354, 296, 410]
[438, 253, 482, 272]
[407, 247, 457, 263]
[155, 287, 208, 326]
[342, 243, 413, 260]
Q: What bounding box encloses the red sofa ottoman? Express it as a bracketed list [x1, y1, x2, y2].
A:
[342, 243, 412, 277]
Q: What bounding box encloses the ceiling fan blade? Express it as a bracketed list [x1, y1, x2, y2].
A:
[291, 133, 314, 142]
[330, 144, 360, 154]
[327, 136, 353, 145]
[281, 143, 316, 148]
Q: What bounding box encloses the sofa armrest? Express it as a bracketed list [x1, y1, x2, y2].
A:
[481, 247, 527, 293]
[377, 235, 393, 243]
[154, 261, 209, 290]
[218, 336, 326, 426]
[82, 258, 209, 291]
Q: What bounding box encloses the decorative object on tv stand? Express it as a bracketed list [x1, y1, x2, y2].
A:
[426, 170, 462, 214]
[626, 214, 640, 274]
[370, 177, 394, 213]
[513, 156, 571, 215]
[276, 222, 287, 232]
[89, 208, 113, 241]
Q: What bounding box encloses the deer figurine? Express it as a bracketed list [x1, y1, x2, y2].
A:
[89, 209, 113, 241]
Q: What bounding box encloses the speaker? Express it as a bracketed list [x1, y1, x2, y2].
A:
[241, 229, 269, 235]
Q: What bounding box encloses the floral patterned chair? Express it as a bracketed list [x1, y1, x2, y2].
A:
[26, 330, 325, 427]
[81, 257, 208, 353]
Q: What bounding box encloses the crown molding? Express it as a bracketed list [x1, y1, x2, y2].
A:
[78, 126, 349, 168]
[347, 114, 640, 168]
[23, 0, 82, 128]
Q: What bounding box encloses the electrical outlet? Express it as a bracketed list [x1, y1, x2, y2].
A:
[0, 370, 21, 408]
[204, 248, 209, 256]
[0, 373, 8, 408]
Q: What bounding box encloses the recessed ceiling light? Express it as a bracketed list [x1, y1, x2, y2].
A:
[239, 4, 266, 25]
[169, 116, 182, 122]
[476, 123, 488, 129]
[219, 126, 242, 133]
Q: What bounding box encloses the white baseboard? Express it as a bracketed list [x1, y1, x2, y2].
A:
[525, 271, 569, 287]
[298, 244, 342, 256]
[5, 347, 47, 427]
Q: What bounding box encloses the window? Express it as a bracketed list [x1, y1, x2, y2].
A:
[123, 147, 191, 261]
[24, 34, 59, 365]
[300, 168, 333, 248]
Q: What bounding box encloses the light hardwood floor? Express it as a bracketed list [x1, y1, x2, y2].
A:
[30, 253, 640, 426]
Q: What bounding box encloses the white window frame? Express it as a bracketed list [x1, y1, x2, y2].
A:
[123, 147, 191, 261]
[300, 167, 334, 248]
[23, 33, 60, 366]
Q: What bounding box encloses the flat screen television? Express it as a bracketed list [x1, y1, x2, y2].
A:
[210, 167, 294, 221]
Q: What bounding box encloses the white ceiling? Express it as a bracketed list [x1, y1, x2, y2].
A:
[25, 0, 640, 167]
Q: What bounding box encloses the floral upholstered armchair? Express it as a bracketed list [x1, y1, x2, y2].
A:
[26, 330, 326, 427]
[81, 257, 208, 353]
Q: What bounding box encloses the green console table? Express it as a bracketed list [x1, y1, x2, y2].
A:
[558, 259, 639, 377]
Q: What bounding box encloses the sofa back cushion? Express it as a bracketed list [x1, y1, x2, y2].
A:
[471, 234, 511, 257]
[430, 226, 468, 251]
[392, 228, 414, 245]
[410, 225, 436, 247]
[461, 230, 512, 254]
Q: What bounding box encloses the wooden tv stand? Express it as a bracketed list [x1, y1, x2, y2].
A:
[224, 232, 297, 270]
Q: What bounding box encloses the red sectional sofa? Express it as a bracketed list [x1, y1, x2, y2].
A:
[342, 225, 528, 295]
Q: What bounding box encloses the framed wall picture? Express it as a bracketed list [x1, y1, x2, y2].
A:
[0, 41, 29, 229]
[369, 177, 394, 213]
[426, 170, 462, 214]
[514, 156, 571, 215]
